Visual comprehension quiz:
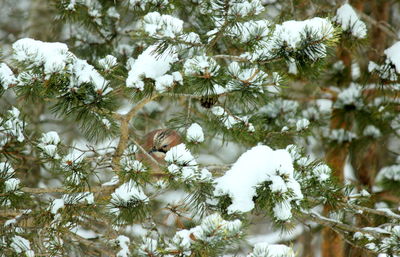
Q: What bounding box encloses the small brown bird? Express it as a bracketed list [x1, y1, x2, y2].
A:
[138, 129, 182, 171]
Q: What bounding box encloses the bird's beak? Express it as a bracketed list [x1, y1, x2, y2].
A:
[148, 148, 167, 154]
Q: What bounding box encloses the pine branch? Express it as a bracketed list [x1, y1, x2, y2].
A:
[112, 94, 160, 174]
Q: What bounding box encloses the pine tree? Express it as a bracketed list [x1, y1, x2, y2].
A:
[0, 0, 400, 256]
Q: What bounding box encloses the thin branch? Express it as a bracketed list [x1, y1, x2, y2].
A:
[299, 211, 390, 238]
[20, 185, 116, 194]
[357, 11, 399, 40]
[130, 135, 165, 170]
[349, 204, 400, 221]
[112, 94, 160, 173]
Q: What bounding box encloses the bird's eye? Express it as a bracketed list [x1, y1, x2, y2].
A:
[162, 144, 168, 148]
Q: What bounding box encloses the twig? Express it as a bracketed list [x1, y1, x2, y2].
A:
[112, 94, 160, 173]
[20, 185, 116, 194]
[299, 211, 390, 238]
[130, 135, 165, 170]
[357, 11, 399, 40]
[349, 204, 400, 220]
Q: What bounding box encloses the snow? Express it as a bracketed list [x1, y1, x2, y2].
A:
[107, 7, 120, 19]
[296, 118, 310, 131]
[363, 125, 381, 138]
[184, 55, 220, 77]
[61, 149, 84, 169]
[0, 162, 14, 174]
[126, 45, 178, 91]
[228, 0, 264, 17]
[164, 143, 213, 182]
[0, 63, 17, 89]
[40, 131, 60, 145]
[12, 38, 112, 95]
[227, 62, 268, 92]
[376, 164, 400, 182]
[211, 106, 254, 132]
[50, 199, 65, 214]
[143, 12, 183, 38]
[165, 143, 197, 166]
[179, 32, 202, 46]
[334, 83, 363, 109]
[228, 20, 270, 43]
[102, 175, 120, 186]
[213, 84, 227, 94]
[329, 129, 357, 143]
[98, 55, 117, 70]
[186, 123, 204, 143]
[10, 235, 34, 257]
[0, 107, 25, 142]
[116, 235, 130, 257]
[352, 62, 361, 80]
[38, 131, 60, 159]
[334, 3, 367, 38]
[138, 238, 158, 256]
[70, 226, 98, 239]
[5, 178, 20, 192]
[273, 17, 334, 49]
[247, 17, 334, 62]
[172, 71, 183, 84]
[384, 41, 400, 74]
[110, 180, 149, 207]
[63, 192, 94, 205]
[70, 58, 111, 95]
[313, 164, 331, 182]
[66, 0, 76, 10]
[272, 200, 293, 221]
[248, 225, 304, 245]
[13, 38, 70, 75]
[121, 157, 146, 173]
[248, 243, 294, 257]
[214, 145, 303, 219]
[166, 213, 242, 254]
[155, 74, 175, 92]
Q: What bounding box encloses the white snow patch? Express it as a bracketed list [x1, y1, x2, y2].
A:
[186, 123, 204, 143]
[13, 38, 69, 75]
[50, 198, 65, 214]
[384, 41, 400, 74]
[116, 235, 130, 257]
[248, 243, 295, 257]
[0, 63, 17, 89]
[296, 118, 310, 131]
[126, 45, 178, 91]
[98, 55, 117, 70]
[143, 12, 183, 38]
[110, 180, 148, 208]
[334, 3, 367, 38]
[214, 145, 303, 220]
[11, 235, 34, 257]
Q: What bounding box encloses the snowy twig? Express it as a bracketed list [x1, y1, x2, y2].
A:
[348, 204, 400, 221]
[299, 211, 390, 238]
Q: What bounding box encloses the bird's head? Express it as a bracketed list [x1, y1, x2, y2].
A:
[146, 129, 181, 155]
